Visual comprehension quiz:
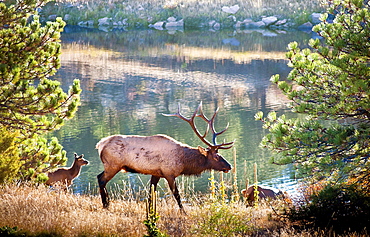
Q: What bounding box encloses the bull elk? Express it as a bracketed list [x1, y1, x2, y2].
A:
[96, 102, 234, 209]
[46, 153, 89, 187]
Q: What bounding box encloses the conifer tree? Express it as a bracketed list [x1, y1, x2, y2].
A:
[0, 0, 81, 182]
[256, 0, 369, 185]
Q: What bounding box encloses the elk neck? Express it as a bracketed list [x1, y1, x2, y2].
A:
[180, 146, 212, 175]
[69, 160, 83, 177]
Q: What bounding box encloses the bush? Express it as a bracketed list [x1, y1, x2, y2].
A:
[287, 181, 370, 234]
[192, 204, 253, 236]
[0, 128, 22, 183]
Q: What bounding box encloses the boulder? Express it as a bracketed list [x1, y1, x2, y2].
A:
[275, 19, 287, 26]
[167, 16, 176, 22]
[77, 20, 94, 27]
[151, 21, 165, 29]
[209, 20, 216, 28]
[165, 19, 183, 28]
[63, 14, 71, 21]
[242, 19, 254, 24]
[98, 17, 112, 26]
[235, 21, 243, 28]
[86, 20, 94, 26]
[262, 16, 278, 26]
[310, 13, 322, 24]
[298, 21, 313, 31]
[213, 22, 221, 30]
[48, 14, 57, 21]
[245, 21, 265, 28]
[77, 21, 86, 26]
[221, 5, 239, 14]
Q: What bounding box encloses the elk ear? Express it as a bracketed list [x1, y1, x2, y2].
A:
[197, 146, 207, 156]
[74, 153, 78, 158]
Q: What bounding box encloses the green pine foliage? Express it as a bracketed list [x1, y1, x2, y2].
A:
[0, 0, 81, 182]
[0, 128, 22, 183]
[256, 0, 369, 182]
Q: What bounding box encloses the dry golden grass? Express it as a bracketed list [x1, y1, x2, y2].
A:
[0, 183, 367, 236]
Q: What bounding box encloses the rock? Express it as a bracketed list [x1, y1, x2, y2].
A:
[298, 21, 313, 31]
[77, 21, 86, 26]
[167, 16, 176, 22]
[98, 17, 112, 26]
[48, 14, 57, 21]
[310, 13, 322, 24]
[209, 20, 216, 28]
[262, 16, 278, 26]
[221, 5, 239, 14]
[213, 22, 221, 30]
[228, 15, 236, 22]
[77, 20, 94, 27]
[153, 21, 165, 27]
[63, 14, 71, 21]
[242, 19, 254, 24]
[235, 21, 243, 28]
[275, 19, 287, 26]
[86, 20, 94, 26]
[165, 19, 183, 28]
[245, 21, 265, 28]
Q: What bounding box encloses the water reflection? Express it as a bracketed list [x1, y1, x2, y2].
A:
[52, 27, 311, 197]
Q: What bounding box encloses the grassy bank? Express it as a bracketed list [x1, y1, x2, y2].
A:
[40, 0, 324, 29]
[0, 183, 367, 237]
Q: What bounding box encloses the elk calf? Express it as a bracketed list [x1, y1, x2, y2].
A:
[97, 102, 234, 209]
[242, 185, 283, 203]
[46, 153, 89, 187]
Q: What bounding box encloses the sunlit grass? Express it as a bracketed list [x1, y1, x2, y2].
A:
[0, 182, 270, 236]
[1, 180, 367, 236]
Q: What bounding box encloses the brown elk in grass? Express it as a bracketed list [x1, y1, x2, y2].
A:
[96, 102, 234, 209]
[242, 185, 283, 204]
[46, 153, 89, 187]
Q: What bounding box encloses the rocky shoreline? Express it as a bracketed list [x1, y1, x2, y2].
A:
[40, 2, 324, 33]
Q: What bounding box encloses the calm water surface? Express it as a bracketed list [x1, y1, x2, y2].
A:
[52, 26, 313, 198]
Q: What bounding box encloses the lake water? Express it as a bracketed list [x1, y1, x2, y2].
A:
[51, 26, 313, 199]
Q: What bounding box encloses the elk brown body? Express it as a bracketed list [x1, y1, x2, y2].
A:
[96, 102, 234, 209]
[242, 185, 283, 203]
[46, 153, 89, 187]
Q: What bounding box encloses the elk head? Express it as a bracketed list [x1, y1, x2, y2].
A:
[74, 153, 89, 166]
[163, 102, 234, 172]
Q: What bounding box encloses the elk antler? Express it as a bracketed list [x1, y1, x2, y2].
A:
[163, 102, 234, 150]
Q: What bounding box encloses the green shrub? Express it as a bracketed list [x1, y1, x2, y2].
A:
[192, 204, 252, 236]
[287, 182, 370, 234]
[0, 128, 22, 183]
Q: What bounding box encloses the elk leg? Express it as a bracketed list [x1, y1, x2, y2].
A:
[97, 170, 119, 208]
[150, 175, 160, 190]
[164, 176, 183, 209]
[149, 175, 160, 204]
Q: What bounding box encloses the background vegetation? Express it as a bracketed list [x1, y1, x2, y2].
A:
[39, 0, 324, 29]
[256, 0, 370, 233]
[0, 0, 81, 182]
[0, 0, 369, 236]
